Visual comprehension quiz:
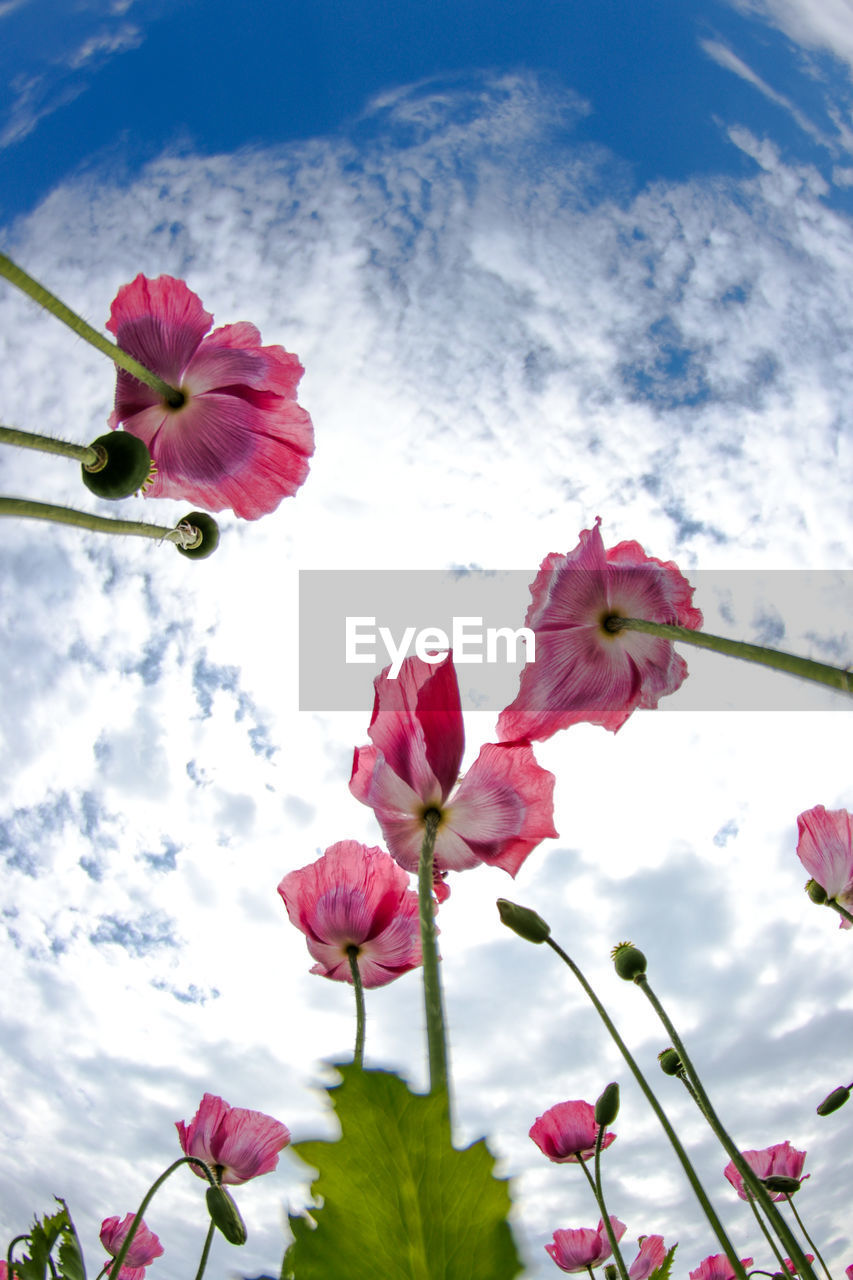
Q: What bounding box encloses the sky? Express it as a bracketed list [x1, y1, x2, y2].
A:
[1, 1, 853, 1277]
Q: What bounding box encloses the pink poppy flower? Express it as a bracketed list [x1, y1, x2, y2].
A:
[100, 1213, 163, 1278]
[350, 653, 558, 882]
[176, 1093, 290, 1185]
[107, 274, 313, 519]
[628, 1235, 668, 1280]
[796, 805, 853, 929]
[529, 1099, 616, 1163]
[277, 840, 422, 988]
[845, 1265, 853, 1280]
[689, 1255, 753, 1280]
[782, 1256, 815, 1275]
[723, 1141, 809, 1202]
[497, 517, 702, 742]
[545, 1218, 626, 1273]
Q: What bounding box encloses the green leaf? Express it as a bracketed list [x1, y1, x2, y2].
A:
[283, 1062, 522, 1280]
[649, 1242, 678, 1280]
[10, 1206, 68, 1279]
[54, 1200, 86, 1280]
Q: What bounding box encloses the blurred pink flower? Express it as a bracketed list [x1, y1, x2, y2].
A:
[724, 1141, 808, 1202]
[845, 1264, 853, 1280]
[628, 1235, 668, 1279]
[350, 653, 557, 882]
[782, 1255, 815, 1275]
[689, 1255, 753, 1280]
[497, 517, 702, 742]
[796, 805, 853, 929]
[107, 274, 313, 519]
[545, 1218, 626, 1273]
[176, 1093, 290, 1185]
[278, 840, 422, 988]
[100, 1213, 163, 1278]
[529, 1099, 616, 1164]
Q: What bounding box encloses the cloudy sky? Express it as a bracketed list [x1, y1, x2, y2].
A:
[1, 1, 853, 1277]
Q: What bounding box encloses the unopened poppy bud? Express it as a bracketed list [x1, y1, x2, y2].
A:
[496, 898, 551, 943]
[595, 1083, 620, 1126]
[604, 1266, 618, 1280]
[611, 941, 647, 981]
[81, 431, 153, 499]
[176, 511, 220, 559]
[762, 1174, 801, 1194]
[805, 878, 828, 904]
[658, 1048, 683, 1076]
[817, 1085, 850, 1116]
[206, 1184, 247, 1245]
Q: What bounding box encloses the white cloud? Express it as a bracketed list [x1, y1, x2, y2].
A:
[729, 0, 853, 77]
[1, 71, 852, 1277]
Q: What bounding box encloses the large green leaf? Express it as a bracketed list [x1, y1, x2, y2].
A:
[282, 1063, 522, 1280]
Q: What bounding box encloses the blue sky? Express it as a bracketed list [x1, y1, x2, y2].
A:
[2, 2, 853, 1278]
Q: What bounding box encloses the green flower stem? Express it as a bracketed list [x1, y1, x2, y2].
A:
[633, 973, 818, 1280]
[109, 1156, 216, 1276]
[418, 810, 451, 1126]
[573, 1134, 629, 1280]
[827, 900, 853, 927]
[784, 1194, 834, 1280]
[0, 496, 202, 547]
[6, 1233, 29, 1273]
[0, 423, 100, 466]
[347, 945, 366, 1068]
[0, 252, 183, 405]
[609, 618, 852, 697]
[744, 1189, 788, 1276]
[193, 1221, 217, 1280]
[544, 936, 750, 1280]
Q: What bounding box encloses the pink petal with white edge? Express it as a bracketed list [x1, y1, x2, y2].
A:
[628, 1236, 667, 1280]
[545, 1218, 626, 1273]
[205, 1103, 291, 1183]
[447, 741, 557, 876]
[365, 656, 463, 802]
[100, 1213, 164, 1268]
[796, 805, 853, 915]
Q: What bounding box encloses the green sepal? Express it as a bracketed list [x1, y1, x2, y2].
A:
[282, 1061, 522, 1280]
[206, 1184, 247, 1245]
[176, 511, 220, 559]
[81, 432, 153, 500]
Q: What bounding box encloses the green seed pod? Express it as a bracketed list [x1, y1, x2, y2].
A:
[206, 1184, 247, 1245]
[81, 431, 153, 499]
[496, 898, 551, 944]
[762, 1174, 801, 1194]
[658, 1048, 683, 1076]
[805, 878, 828, 904]
[594, 1082, 620, 1126]
[176, 511, 220, 559]
[817, 1085, 850, 1116]
[611, 941, 647, 981]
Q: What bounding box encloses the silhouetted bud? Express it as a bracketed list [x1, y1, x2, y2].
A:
[805, 878, 828, 904]
[658, 1048, 683, 1076]
[81, 431, 153, 499]
[604, 1266, 618, 1280]
[817, 1086, 850, 1116]
[496, 899, 551, 943]
[762, 1175, 801, 1195]
[206, 1184, 247, 1245]
[595, 1083, 620, 1126]
[176, 511, 220, 559]
[611, 941, 647, 981]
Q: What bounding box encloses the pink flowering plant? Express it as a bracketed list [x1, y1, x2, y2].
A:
[3, 252, 853, 1280]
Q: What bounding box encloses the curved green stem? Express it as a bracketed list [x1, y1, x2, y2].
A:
[743, 1189, 788, 1275]
[609, 618, 852, 697]
[347, 945, 366, 1068]
[109, 1156, 216, 1275]
[0, 423, 100, 466]
[784, 1194, 834, 1280]
[192, 1221, 217, 1280]
[574, 1135, 629, 1280]
[633, 973, 817, 1280]
[826, 900, 853, 927]
[544, 936, 750, 1280]
[0, 253, 183, 404]
[0, 496, 201, 547]
[418, 810, 451, 1127]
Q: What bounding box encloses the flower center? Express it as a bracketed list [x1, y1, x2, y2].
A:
[164, 387, 188, 410]
[601, 613, 626, 637]
[421, 805, 443, 828]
